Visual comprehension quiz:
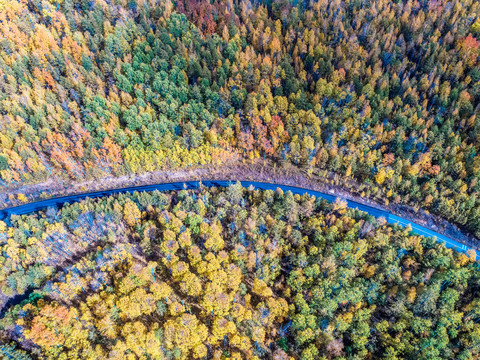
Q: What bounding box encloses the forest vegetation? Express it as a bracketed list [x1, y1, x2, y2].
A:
[1, 184, 480, 360]
[2, 0, 480, 358]
[0, 0, 479, 236]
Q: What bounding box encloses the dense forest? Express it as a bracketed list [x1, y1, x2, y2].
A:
[0, 0, 479, 237]
[2, 0, 480, 358]
[0, 184, 480, 359]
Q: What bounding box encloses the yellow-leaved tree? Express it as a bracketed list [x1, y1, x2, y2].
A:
[123, 200, 141, 227]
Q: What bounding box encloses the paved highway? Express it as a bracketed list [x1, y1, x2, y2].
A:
[0, 180, 477, 256]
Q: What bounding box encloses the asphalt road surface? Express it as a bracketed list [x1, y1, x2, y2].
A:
[1, 180, 477, 256]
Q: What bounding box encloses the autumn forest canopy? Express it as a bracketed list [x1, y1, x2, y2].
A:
[1, 184, 480, 360]
[1, 0, 480, 358]
[0, 0, 479, 236]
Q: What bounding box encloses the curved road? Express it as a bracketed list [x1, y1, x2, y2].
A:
[0, 180, 477, 256]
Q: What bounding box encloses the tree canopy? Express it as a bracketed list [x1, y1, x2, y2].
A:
[1, 184, 480, 359]
[0, 0, 479, 237]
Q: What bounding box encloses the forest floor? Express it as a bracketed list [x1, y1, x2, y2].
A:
[1, 158, 478, 250]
